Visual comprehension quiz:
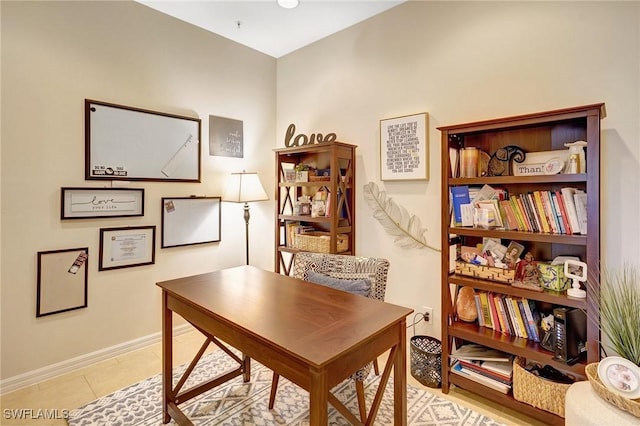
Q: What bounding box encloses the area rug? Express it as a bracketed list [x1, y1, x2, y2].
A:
[68, 350, 505, 425]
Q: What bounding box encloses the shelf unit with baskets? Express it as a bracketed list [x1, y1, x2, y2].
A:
[438, 104, 605, 425]
[274, 141, 356, 275]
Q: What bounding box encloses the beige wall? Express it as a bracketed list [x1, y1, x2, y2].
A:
[2, 0, 639, 388]
[276, 1, 639, 338]
[1, 1, 276, 381]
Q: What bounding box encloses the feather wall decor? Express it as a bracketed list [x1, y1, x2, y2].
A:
[363, 182, 439, 252]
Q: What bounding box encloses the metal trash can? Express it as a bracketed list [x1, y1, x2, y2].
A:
[410, 335, 442, 388]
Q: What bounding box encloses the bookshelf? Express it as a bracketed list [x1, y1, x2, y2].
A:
[274, 141, 356, 275]
[439, 104, 605, 424]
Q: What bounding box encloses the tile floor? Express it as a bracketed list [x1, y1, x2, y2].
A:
[0, 327, 545, 425]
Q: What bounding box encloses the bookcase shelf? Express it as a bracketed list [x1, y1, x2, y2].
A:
[439, 104, 605, 424]
[274, 141, 356, 275]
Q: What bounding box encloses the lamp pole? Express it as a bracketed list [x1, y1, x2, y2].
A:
[243, 202, 251, 265]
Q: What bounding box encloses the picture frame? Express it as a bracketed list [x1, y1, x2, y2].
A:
[99, 226, 156, 271]
[85, 99, 201, 182]
[37, 248, 88, 317]
[161, 197, 221, 248]
[209, 115, 243, 158]
[61, 187, 144, 220]
[380, 112, 429, 181]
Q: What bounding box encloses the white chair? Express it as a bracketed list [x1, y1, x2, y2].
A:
[268, 251, 390, 422]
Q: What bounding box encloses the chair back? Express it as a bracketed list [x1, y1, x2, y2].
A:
[291, 252, 389, 301]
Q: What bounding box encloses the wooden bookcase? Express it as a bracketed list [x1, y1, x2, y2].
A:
[274, 141, 356, 275]
[438, 104, 605, 425]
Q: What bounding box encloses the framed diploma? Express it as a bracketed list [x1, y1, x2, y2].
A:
[161, 197, 221, 248]
[61, 187, 144, 219]
[37, 248, 89, 317]
[99, 226, 156, 271]
[380, 112, 429, 181]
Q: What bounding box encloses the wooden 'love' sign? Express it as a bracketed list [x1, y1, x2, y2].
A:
[284, 124, 337, 147]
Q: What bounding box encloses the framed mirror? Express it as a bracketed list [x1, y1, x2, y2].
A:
[161, 197, 221, 248]
[37, 248, 89, 317]
[85, 99, 201, 182]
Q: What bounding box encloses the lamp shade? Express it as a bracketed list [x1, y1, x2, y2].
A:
[222, 172, 268, 203]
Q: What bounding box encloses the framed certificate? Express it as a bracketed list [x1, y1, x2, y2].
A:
[99, 226, 156, 271]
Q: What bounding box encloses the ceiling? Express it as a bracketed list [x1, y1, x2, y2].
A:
[136, 0, 405, 58]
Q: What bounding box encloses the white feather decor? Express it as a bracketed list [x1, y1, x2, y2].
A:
[363, 182, 440, 252]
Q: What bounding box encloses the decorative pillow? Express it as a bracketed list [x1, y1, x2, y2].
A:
[306, 271, 371, 297]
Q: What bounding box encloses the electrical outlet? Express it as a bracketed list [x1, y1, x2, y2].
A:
[421, 306, 434, 324]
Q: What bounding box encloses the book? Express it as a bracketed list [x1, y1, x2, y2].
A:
[522, 194, 540, 233]
[451, 186, 471, 226]
[549, 192, 566, 234]
[514, 195, 534, 232]
[516, 298, 535, 340]
[478, 292, 493, 329]
[495, 294, 512, 336]
[499, 200, 519, 231]
[451, 361, 511, 393]
[488, 293, 502, 333]
[561, 187, 581, 234]
[554, 190, 573, 234]
[508, 197, 526, 231]
[451, 344, 512, 362]
[521, 299, 540, 342]
[476, 199, 504, 228]
[574, 191, 588, 235]
[474, 293, 485, 327]
[457, 359, 513, 383]
[539, 190, 559, 233]
[532, 191, 551, 233]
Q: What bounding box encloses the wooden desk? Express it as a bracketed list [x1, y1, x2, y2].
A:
[157, 265, 413, 425]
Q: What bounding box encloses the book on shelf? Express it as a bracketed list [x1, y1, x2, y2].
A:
[531, 191, 551, 233]
[498, 200, 518, 230]
[451, 343, 513, 362]
[451, 361, 511, 394]
[457, 359, 513, 384]
[554, 190, 573, 234]
[507, 197, 527, 231]
[478, 292, 493, 329]
[474, 293, 485, 327]
[521, 298, 541, 342]
[560, 187, 581, 234]
[574, 191, 588, 235]
[539, 190, 559, 233]
[498, 295, 515, 336]
[451, 186, 471, 226]
[550, 192, 566, 234]
[487, 292, 501, 333]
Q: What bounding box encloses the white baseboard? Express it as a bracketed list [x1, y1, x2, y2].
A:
[0, 323, 193, 396]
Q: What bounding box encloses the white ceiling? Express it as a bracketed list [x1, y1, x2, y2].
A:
[136, 0, 405, 58]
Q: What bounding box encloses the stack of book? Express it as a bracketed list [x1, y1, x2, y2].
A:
[473, 291, 542, 342]
[450, 344, 514, 394]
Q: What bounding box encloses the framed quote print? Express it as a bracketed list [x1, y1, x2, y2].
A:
[61, 187, 144, 219]
[380, 112, 429, 181]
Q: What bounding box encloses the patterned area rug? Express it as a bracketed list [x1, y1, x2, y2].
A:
[68, 350, 505, 425]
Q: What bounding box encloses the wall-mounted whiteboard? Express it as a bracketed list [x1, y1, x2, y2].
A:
[161, 197, 221, 248]
[85, 99, 201, 182]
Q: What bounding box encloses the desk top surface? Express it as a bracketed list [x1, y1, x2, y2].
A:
[157, 265, 413, 367]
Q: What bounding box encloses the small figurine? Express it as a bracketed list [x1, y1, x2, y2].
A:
[512, 252, 543, 291]
[487, 145, 526, 176]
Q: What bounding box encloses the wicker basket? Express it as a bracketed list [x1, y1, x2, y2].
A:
[294, 232, 348, 253]
[586, 362, 640, 418]
[455, 261, 515, 284]
[410, 336, 442, 388]
[512, 357, 571, 417]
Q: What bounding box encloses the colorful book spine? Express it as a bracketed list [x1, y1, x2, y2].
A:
[561, 187, 581, 233]
[487, 292, 501, 333]
[555, 190, 573, 234]
[531, 191, 550, 233]
[474, 293, 485, 327]
[550, 192, 566, 234]
[541, 190, 560, 233]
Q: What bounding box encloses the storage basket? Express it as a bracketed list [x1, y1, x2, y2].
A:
[513, 357, 571, 417]
[455, 261, 515, 284]
[410, 335, 442, 388]
[586, 362, 640, 418]
[294, 232, 348, 253]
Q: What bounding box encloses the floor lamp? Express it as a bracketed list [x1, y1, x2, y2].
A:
[222, 171, 268, 265]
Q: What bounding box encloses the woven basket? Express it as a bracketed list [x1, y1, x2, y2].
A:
[586, 363, 640, 418]
[455, 261, 515, 284]
[410, 336, 442, 388]
[513, 357, 571, 417]
[294, 232, 348, 253]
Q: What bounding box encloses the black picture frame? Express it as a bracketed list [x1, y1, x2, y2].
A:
[61, 187, 144, 220]
[37, 248, 89, 317]
[99, 226, 156, 271]
[161, 197, 221, 248]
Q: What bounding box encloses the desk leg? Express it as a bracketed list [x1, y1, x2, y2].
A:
[393, 319, 408, 425]
[309, 368, 328, 425]
[162, 291, 173, 424]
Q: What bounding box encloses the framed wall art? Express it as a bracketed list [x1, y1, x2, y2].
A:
[380, 112, 429, 181]
[209, 115, 243, 158]
[85, 99, 201, 182]
[99, 226, 156, 271]
[36, 248, 88, 317]
[161, 197, 221, 248]
[61, 187, 144, 219]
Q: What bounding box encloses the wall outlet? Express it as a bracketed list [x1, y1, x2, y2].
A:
[421, 306, 434, 324]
